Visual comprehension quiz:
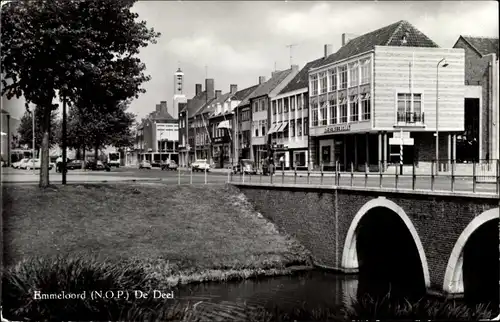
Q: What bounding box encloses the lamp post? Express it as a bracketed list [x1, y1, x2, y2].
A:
[29, 105, 36, 173]
[159, 131, 164, 164]
[435, 58, 449, 174]
[1, 109, 11, 167]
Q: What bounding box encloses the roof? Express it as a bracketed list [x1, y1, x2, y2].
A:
[191, 97, 216, 118]
[278, 58, 325, 95]
[243, 69, 293, 104]
[319, 20, 439, 68]
[232, 84, 259, 101]
[459, 36, 499, 57]
[180, 90, 210, 118]
[200, 92, 233, 116]
[149, 110, 175, 122]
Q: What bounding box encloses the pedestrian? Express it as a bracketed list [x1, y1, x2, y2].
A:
[56, 155, 62, 173]
[279, 155, 284, 170]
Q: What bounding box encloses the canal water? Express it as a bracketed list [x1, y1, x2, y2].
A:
[173, 269, 498, 321]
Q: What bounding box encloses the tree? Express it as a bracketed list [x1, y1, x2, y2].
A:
[1, 0, 160, 187]
[17, 109, 60, 151]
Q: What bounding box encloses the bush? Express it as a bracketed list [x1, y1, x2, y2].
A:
[2, 255, 164, 321]
[344, 292, 495, 321]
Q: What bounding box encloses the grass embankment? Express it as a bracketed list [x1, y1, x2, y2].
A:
[2, 183, 311, 320]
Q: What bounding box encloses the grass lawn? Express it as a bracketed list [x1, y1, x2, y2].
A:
[2, 183, 311, 287]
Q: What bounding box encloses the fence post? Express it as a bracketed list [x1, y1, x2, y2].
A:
[190, 166, 193, 185]
[335, 161, 339, 186]
[260, 169, 262, 184]
[270, 166, 273, 184]
[395, 160, 399, 190]
[307, 163, 310, 185]
[350, 162, 354, 187]
[321, 163, 324, 185]
[364, 162, 368, 188]
[472, 160, 476, 193]
[178, 168, 181, 185]
[451, 159, 455, 192]
[227, 169, 230, 183]
[294, 164, 297, 185]
[412, 162, 416, 190]
[204, 166, 207, 184]
[242, 170, 245, 183]
[282, 164, 285, 185]
[431, 160, 435, 191]
[379, 161, 382, 188]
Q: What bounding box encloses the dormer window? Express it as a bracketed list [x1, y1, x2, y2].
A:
[401, 31, 409, 45]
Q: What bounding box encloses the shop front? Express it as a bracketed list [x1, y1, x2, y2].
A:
[212, 135, 232, 168]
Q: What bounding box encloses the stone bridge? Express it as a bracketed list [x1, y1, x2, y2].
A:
[233, 183, 499, 298]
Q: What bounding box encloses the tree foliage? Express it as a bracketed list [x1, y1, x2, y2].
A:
[17, 109, 60, 150]
[1, 0, 160, 187]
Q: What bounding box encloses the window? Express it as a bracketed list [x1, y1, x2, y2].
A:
[319, 101, 327, 126]
[328, 68, 337, 92]
[297, 118, 302, 136]
[361, 93, 371, 120]
[272, 101, 277, 114]
[254, 121, 259, 137]
[291, 96, 295, 111]
[253, 101, 258, 113]
[339, 99, 348, 123]
[261, 119, 266, 136]
[284, 98, 289, 113]
[397, 93, 423, 123]
[297, 95, 302, 110]
[304, 117, 309, 135]
[349, 63, 359, 87]
[258, 100, 263, 111]
[361, 59, 371, 84]
[310, 74, 318, 95]
[349, 95, 359, 122]
[290, 119, 295, 136]
[329, 98, 337, 124]
[311, 101, 318, 126]
[339, 65, 347, 89]
[283, 122, 289, 138]
[319, 72, 327, 94]
[278, 99, 283, 113]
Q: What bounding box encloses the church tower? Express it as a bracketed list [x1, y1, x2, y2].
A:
[172, 67, 187, 119]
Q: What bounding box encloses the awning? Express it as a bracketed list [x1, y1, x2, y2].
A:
[217, 120, 231, 129]
[276, 121, 289, 133]
[267, 123, 279, 135]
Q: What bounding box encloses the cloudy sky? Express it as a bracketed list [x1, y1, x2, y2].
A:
[2, 1, 498, 121]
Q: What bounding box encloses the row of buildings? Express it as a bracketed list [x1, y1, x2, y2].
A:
[134, 20, 499, 171]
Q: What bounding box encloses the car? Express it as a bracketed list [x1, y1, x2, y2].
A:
[233, 159, 257, 175]
[24, 159, 53, 170]
[67, 160, 84, 170]
[161, 160, 178, 171]
[191, 159, 210, 172]
[139, 160, 152, 169]
[85, 160, 111, 171]
[12, 158, 30, 169]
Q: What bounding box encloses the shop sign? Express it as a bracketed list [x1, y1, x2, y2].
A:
[213, 136, 230, 144]
[324, 124, 351, 134]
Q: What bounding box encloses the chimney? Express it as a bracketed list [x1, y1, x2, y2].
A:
[324, 44, 333, 58]
[342, 33, 358, 46]
[160, 101, 167, 112]
[230, 84, 238, 94]
[215, 90, 222, 98]
[195, 84, 202, 96]
[259, 76, 266, 84]
[205, 78, 215, 100]
[291, 64, 299, 72]
[155, 104, 161, 113]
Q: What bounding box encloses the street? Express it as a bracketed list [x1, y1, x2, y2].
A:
[2, 166, 498, 195]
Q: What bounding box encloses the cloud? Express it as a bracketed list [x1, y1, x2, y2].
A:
[165, 35, 269, 72]
[266, 2, 382, 41]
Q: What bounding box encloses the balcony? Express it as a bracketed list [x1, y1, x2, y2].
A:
[396, 111, 425, 126]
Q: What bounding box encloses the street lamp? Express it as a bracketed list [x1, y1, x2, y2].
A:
[159, 131, 164, 164]
[435, 58, 449, 174]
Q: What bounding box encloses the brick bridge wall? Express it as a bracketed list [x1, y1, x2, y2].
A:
[233, 183, 499, 296]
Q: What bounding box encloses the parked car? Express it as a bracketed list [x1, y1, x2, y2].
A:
[139, 160, 152, 169]
[67, 159, 84, 170]
[161, 160, 178, 171]
[233, 159, 257, 175]
[85, 160, 111, 171]
[12, 158, 30, 169]
[23, 159, 53, 170]
[191, 159, 210, 172]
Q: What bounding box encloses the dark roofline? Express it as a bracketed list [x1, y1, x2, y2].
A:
[455, 35, 499, 57]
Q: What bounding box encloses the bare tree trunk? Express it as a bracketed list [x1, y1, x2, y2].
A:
[82, 146, 86, 170]
[94, 141, 99, 161]
[39, 108, 51, 188]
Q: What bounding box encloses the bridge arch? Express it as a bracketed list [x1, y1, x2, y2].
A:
[341, 197, 431, 288]
[442, 207, 499, 294]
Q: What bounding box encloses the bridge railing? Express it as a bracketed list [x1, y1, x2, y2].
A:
[227, 159, 500, 196]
